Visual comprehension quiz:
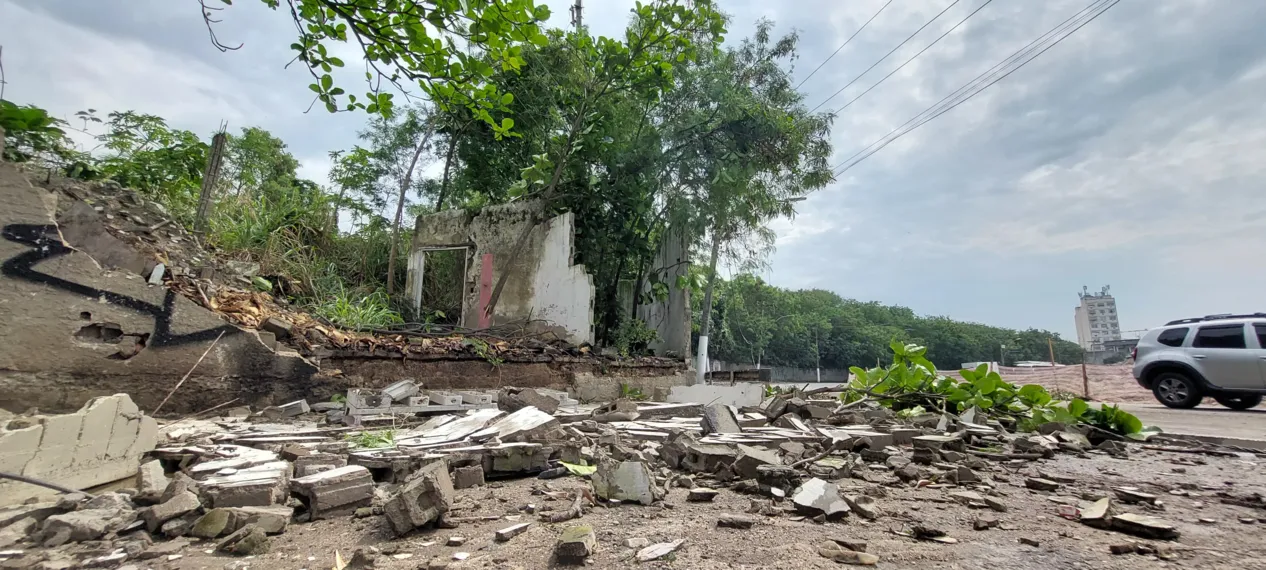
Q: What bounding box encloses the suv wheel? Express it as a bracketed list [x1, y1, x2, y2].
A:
[1213, 394, 1263, 410]
[1152, 371, 1201, 409]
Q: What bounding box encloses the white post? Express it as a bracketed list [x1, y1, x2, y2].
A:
[695, 336, 709, 384]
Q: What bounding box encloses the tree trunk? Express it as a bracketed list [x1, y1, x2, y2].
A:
[332, 186, 347, 230]
[694, 236, 721, 385]
[386, 128, 434, 296]
[435, 130, 460, 213]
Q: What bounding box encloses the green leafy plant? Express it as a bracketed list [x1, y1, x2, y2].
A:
[465, 338, 504, 366]
[310, 286, 404, 329]
[619, 383, 648, 401]
[344, 429, 395, 449]
[0, 101, 76, 164]
[612, 319, 659, 357]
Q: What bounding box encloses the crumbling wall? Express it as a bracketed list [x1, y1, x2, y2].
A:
[408, 201, 594, 344]
[0, 162, 317, 414]
[638, 227, 691, 358]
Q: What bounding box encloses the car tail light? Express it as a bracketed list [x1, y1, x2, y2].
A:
[1131, 347, 1137, 360]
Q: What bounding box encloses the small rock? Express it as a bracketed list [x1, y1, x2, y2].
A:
[446, 536, 466, 546]
[453, 466, 485, 489]
[830, 538, 867, 552]
[1079, 498, 1114, 529]
[1113, 487, 1158, 505]
[1018, 537, 1040, 547]
[1109, 543, 1138, 555]
[1240, 517, 1257, 524]
[216, 524, 269, 556]
[844, 495, 881, 520]
[716, 514, 758, 529]
[973, 516, 999, 531]
[636, 539, 684, 562]
[686, 488, 718, 502]
[1199, 518, 1217, 524]
[494, 523, 531, 542]
[1110, 513, 1180, 540]
[1025, 478, 1060, 492]
[189, 509, 234, 539]
[623, 537, 650, 549]
[817, 543, 880, 566]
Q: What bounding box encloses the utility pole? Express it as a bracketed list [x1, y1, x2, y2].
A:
[194, 124, 228, 235]
[570, 0, 583, 29]
[1081, 349, 1091, 400]
[1047, 337, 1056, 367]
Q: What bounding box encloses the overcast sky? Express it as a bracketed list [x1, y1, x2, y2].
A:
[2, 0, 1263, 341]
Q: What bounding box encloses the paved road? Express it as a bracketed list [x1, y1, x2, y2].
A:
[1121, 403, 1266, 443]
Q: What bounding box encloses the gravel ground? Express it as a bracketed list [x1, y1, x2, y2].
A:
[154, 446, 1266, 570]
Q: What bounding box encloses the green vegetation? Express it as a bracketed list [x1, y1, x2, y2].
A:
[703, 274, 1084, 371]
[844, 342, 1155, 438]
[344, 429, 396, 449]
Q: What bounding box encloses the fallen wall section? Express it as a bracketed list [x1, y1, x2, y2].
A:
[0, 393, 157, 506]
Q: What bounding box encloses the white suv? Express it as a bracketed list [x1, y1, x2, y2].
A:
[1132, 314, 1266, 409]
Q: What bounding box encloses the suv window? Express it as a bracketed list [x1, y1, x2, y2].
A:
[1157, 328, 1188, 347]
[1193, 325, 1247, 349]
[1256, 324, 1266, 348]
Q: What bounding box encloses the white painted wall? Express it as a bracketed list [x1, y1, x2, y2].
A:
[667, 383, 766, 407]
[531, 212, 595, 345]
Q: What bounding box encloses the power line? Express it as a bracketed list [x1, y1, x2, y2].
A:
[833, 0, 1119, 175]
[810, 0, 963, 113]
[833, 0, 996, 116]
[795, 0, 895, 90]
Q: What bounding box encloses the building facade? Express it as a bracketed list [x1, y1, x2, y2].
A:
[1074, 285, 1121, 351]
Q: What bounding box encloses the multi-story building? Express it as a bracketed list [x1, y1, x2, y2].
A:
[1074, 285, 1121, 351]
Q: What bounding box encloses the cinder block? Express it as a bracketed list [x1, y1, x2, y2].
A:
[290, 465, 373, 519]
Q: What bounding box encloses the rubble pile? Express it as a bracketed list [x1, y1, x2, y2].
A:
[0, 382, 1249, 568]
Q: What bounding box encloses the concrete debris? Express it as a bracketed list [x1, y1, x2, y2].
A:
[1110, 513, 1180, 540]
[1113, 487, 1158, 505]
[189, 509, 234, 539]
[446, 536, 466, 546]
[279, 400, 311, 417]
[687, 488, 719, 502]
[1079, 498, 1114, 529]
[624, 537, 650, 549]
[381, 380, 421, 402]
[290, 465, 374, 519]
[636, 539, 684, 562]
[1025, 478, 1061, 492]
[592, 460, 659, 505]
[717, 514, 758, 529]
[701, 404, 742, 435]
[555, 525, 597, 563]
[452, 466, 485, 489]
[732, 444, 780, 479]
[499, 388, 560, 415]
[135, 460, 168, 504]
[383, 460, 454, 536]
[591, 399, 639, 423]
[217, 523, 270, 556]
[495, 522, 531, 542]
[791, 478, 850, 519]
[844, 495, 881, 520]
[0, 519, 36, 549]
[142, 490, 200, 533]
[817, 541, 879, 566]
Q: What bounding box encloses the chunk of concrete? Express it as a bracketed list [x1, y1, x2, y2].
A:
[1110, 513, 1180, 540]
[499, 388, 560, 415]
[732, 444, 780, 479]
[217, 524, 269, 556]
[143, 490, 201, 533]
[189, 509, 234, 539]
[290, 465, 373, 519]
[844, 495, 881, 520]
[381, 380, 421, 403]
[477, 407, 561, 442]
[555, 525, 596, 563]
[452, 466, 485, 490]
[135, 460, 168, 504]
[383, 460, 454, 535]
[636, 539, 684, 562]
[1025, 478, 1061, 492]
[495, 522, 531, 542]
[687, 488, 719, 502]
[261, 316, 293, 340]
[1079, 498, 1114, 529]
[0, 517, 36, 548]
[791, 478, 850, 519]
[199, 461, 290, 508]
[1113, 487, 1158, 505]
[592, 460, 659, 505]
[41, 507, 132, 543]
[591, 399, 639, 423]
[279, 400, 310, 417]
[717, 514, 758, 529]
[911, 435, 962, 451]
[818, 545, 880, 566]
[227, 506, 291, 535]
[701, 404, 741, 435]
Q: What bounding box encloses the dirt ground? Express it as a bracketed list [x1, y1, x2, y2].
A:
[1001, 365, 1149, 404]
[150, 446, 1266, 570]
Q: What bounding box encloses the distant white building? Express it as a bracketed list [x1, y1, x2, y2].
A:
[1074, 285, 1121, 351]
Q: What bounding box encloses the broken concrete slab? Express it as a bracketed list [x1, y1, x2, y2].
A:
[189, 509, 234, 539]
[381, 380, 421, 403]
[473, 406, 560, 442]
[636, 539, 684, 562]
[732, 444, 780, 479]
[687, 488, 718, 502]
[592, 460, 659, 505]
[844, 495, 881, 520]
[555, 525, 596, 563]
[383, 460, 454, 536]
[290, 465, 373, 520]
[41, 506, 133, 544]
[701, 404, 742, 435]
[0, 394, 157, 506]
[227, 506, 291, 535]
[1025, 478, 1061, 492]
[791, 478, 850, 519]
[818, 544, 879, 566]
[198, 461, 291, 508]
[279, 400, 310, 417]
[1110, 513, 1180, 540]
[0, 518, 36, 549]
[135, 460, 168, 504]
[911, 435, 963, 451]
[1113, 487, 1159, 505]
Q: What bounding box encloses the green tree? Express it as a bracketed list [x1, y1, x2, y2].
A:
[223, 127, 301, 198]
[217, 0, 551, 137]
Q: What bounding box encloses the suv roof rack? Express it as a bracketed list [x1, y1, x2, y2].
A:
[1164, 313, 1266, 326]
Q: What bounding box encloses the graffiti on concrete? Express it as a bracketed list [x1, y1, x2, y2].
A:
[1, 223, 238, 348]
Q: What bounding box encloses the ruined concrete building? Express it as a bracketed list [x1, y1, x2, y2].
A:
[405, 201, 691, 357]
